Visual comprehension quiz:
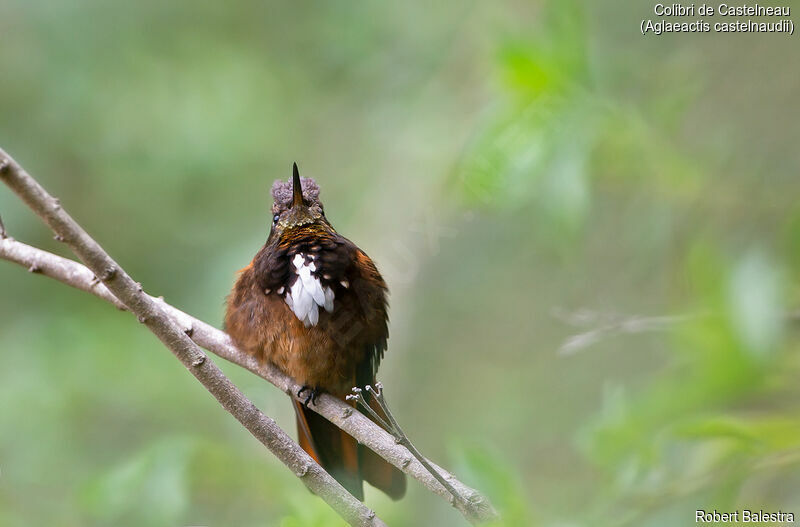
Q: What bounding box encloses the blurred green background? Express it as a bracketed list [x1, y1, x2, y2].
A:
[2, 1, 799, 526]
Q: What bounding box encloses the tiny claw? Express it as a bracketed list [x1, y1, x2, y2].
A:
[298, 385, 320, 407]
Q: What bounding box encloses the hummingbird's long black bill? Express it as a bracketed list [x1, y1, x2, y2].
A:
[291, 162, 304, 208]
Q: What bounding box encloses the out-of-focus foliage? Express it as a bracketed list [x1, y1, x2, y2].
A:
[1, 1, 799, 526]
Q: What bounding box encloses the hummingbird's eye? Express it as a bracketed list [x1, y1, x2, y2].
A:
[273, 214, 279, 225]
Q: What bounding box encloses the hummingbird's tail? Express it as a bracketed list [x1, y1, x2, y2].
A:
[356, 393, 407, 500]
[293, 398, 406, 501]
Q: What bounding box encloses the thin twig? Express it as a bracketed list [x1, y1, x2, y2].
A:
[554, 306, 800, 356]
[0, 148, 385, 527]
[0, 149, 500, 524]
[348, 383, 475, 521]
[346, 387, 393, 431]
[553, 308, 708, 356]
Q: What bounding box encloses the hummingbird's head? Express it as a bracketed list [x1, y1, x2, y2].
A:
[268, 163, 331, 243]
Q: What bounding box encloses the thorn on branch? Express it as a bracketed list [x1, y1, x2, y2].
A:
[137, 315, 148, 324]
[468, 492, 483, 505]
[52, 198, 61, 210]
[184, 325, 195, 337]
[0, 158, 10, 175]
[191, 354, 206, 367]
[100, 266, 116, 281]
[53, 234, 64, 242]
[28, 263, 41, 273]
[295, 463, 310, 477]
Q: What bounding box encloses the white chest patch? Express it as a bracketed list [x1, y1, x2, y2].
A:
[284, 253, 335, 327]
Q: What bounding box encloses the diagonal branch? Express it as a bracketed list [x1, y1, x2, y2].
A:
[0, 151, 499, 524]
[0, 149, 385, 527]
[0, 221, 498, 526]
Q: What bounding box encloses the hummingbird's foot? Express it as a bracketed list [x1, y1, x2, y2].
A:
[297, 385, 321, 407]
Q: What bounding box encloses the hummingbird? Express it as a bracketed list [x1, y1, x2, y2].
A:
[224, 163, 406, 500]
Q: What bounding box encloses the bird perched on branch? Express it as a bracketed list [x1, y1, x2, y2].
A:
[224, 163, 406, 500]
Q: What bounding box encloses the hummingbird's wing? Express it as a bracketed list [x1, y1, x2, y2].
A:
[347, 249, 406, 500]
[314, 235, 405, 498]
[348, 247, 389, 378]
